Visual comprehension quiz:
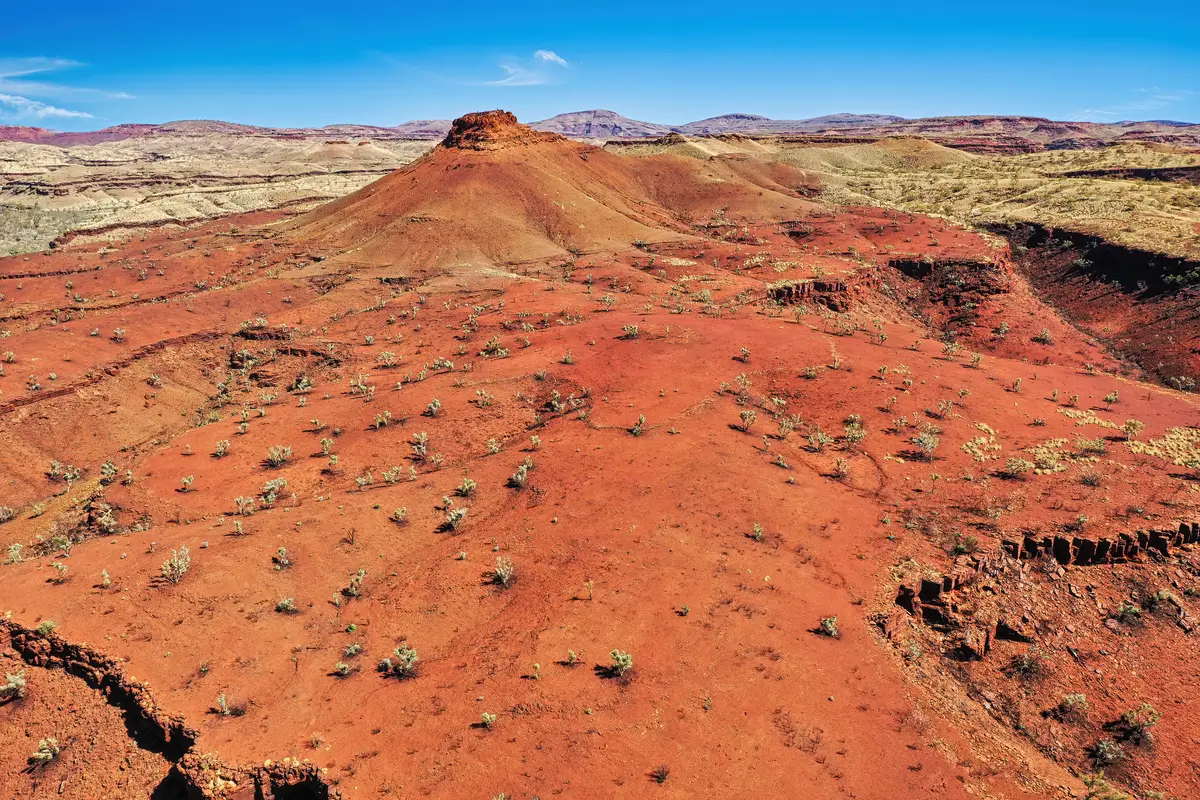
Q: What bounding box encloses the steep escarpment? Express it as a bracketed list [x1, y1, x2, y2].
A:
[1, 619, 333, 799]
[1059, 165, 1200, 184]
[875, 241, 1121, 374]
[996, 222, 1200, 389]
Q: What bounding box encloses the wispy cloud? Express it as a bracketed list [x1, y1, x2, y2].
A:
[1065, 88, 1195, 121]
[485, 64, 550, 87]
[534, 50, 569, 68]
[0, 57, 81, 78]
[482, 50, 570, 87]
[0, 57, 130, 122]
[0, 93, 92, 119]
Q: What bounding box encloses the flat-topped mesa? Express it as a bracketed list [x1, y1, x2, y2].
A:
[442, 110, 562, 151]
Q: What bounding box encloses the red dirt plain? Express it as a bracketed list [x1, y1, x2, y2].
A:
[0, 112, 1196, 800]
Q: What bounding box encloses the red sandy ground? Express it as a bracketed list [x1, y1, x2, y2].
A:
[0, 114, 1196, 800]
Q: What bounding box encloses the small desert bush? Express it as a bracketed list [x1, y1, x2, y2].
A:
[1117, 703, 1160, 746]
[493, 556, 515, 588]
[214, 692, 246, 717]
[843, 421, 866, 448]
[1055, 693, 1089, 721]
[910, 430, 940, 459]
[444, 506, 468, 531]
[1, 670, 27, 701]
[379, 644, 419, 679]
[1005, 649, 1046, 682]
[508, 461, 531, 488]
[808, 427, 833, 451]
[29, 738, 61, 765]
[1000, 457, 1034, 479]
[1114, 601, 1142, 625]
[1091, 738, 1125, 767]
[160, 545, 191, 584]
[342, 568, 366, 598]
[609, 649, 633, 677]
[265, 444, 293, 467]
[1082, 774, 1130, 800]
[950, 535, 980, 556]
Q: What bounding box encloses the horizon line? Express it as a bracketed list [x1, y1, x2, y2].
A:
[3, 109, 1197, 135]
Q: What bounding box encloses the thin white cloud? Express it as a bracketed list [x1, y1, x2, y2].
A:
[481, 50, 570, 87]
[0, 57, 81, 78]
[534, 50, 569, 68]
[485, 64, 550, 87]
[2, 77, 133, 101]
[0, 56, 132, 104]
[0, 93, 93, 120]
[1065, 88, 1195, 121]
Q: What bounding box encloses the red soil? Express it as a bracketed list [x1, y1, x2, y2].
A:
[1001, 224, 1200, 386]
[0, 112, 1196, 800]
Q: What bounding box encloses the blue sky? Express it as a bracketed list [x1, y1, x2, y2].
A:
[2, 1, 1197, 130]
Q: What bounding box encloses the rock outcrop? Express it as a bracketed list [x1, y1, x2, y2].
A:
[442, 110, 562, 151]
[1000, 522, 1199, 566]
[1, 619, 335, 799]
[892, 520, 1199, 658]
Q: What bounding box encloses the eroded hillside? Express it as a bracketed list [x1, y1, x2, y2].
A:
[609, 135, 1200, 391]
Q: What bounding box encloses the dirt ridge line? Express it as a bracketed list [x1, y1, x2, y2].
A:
[0, 330, 225, 415]
[0, 265, 105, 282]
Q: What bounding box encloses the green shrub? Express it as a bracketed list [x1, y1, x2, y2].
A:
[265, 444, 293, 467]
[609, 649, 633, 677]
[29, 738, 60, 764]
[160, 545, 191, 584]
[0, 670, 26, 701]
[379, 644, 419, 679]
[1091, 738, 1125, 767]
[493, 556, 516, 588]
[1119, 703, 1160, 745]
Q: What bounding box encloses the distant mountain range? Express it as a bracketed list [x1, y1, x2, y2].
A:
[2, 110, 1197, 150]
[527, 110, 909, 138]
[0, 119, 455, 146]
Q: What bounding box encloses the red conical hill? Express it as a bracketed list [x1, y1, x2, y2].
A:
[283, 110, 818, 274]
